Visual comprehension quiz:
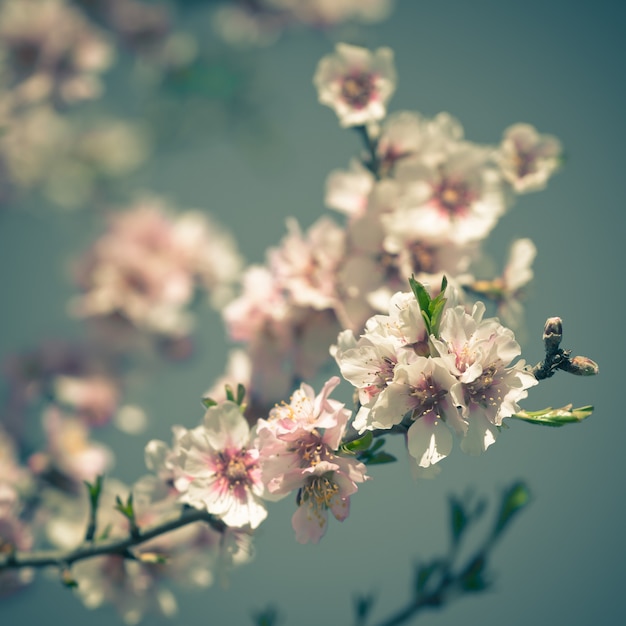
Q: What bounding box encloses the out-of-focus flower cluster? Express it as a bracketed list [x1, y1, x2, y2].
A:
[1, 340, 121, 491]
[218, 42, 562, 417]
[212, 0, 394, 48]
[0, 104, 149, 209]
[70, 196, 244, 346]
[0, 0, 151, 209]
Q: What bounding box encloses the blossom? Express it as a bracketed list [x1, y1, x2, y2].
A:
[175, 402, 268, 529]
[256, 377, 369, 543]
[36, 407, 114, 484]
[497, 123, 562, 193]
[314, 43, 396, 127]
[389, 143, 508, 245]
[332, 290, 432, 431]
[374, 355, 465, 468]
[498, 238, 537, 328]
[0, 0, 114, 105]
[433, 302, 538, 455]
[70, 197, 242, 340]
[325, 159, 375, 217]
[268, 216, 345, 310]
[0, 511, 33, 597]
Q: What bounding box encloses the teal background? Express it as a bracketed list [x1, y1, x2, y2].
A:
[1, 0, 624, 624]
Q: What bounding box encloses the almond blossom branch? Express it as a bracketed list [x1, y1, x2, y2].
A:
[0, 506, 224, 572]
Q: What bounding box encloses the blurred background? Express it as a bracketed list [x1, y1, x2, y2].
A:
[1, 0, 624, 624]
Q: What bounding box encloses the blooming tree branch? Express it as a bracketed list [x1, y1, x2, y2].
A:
[0, 36, 599, 625]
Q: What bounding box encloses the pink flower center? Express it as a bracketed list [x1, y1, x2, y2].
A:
[409, 375, 449, 420]
[298, 474, 339, 511]
[465, 364, 504, 408]
[216, 449, 259, 489]
[513, 148, 537, 178]
[341, 72, 376, 109]
[433, 178, 474, 217]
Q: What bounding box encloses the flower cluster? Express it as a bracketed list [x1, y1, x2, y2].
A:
[334, 284, 537, 476]
[147, 376, 368, 546]
[70, 196, 243, 345]
[0, 0, 114, 107]
[211, 0, 394, 48]
[0, 41, 596, 626]
[0, 104, 148, 209]
[220, 42, 561, 418]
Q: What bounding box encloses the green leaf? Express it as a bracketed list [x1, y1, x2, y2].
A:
[440, 274, 448, 294]
[409, 275, 432, 315]
[236, 383, 246, 406]
[493, 481, 531, 538]
[84, 475, 103, 510]
[449, 496, 468, 545]
[252, 607, 279, 626]
[365, 451, 397, 465]
[225, 384, 236, 403]
[343, 431, 373, 453]
[429, 298, 447, 338]
[201, 397, 218, 409]
[459, 555, 490, 592]
[369, 438, 385, 453]
[353, 592, 376, 623]
[509, 404, 593, 427]
[414, 560, 443, 594]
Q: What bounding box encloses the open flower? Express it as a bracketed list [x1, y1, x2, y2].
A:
[314, 43, 396, 127]
[433, 302, 538, 455]
[175, 402, 267, 529]
[497, 123, 562, 193]
[256, 377, 369, 543]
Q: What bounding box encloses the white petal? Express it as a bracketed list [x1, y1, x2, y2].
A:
[406, 418, 452, 468]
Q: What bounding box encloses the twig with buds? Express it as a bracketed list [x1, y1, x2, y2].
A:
[531, 317, 599, 380]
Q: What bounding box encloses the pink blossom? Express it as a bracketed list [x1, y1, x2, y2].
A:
[175, 402, 268, 529]
[390, 143, 508, 245]
[314, 43, 396, 127]
[497, 123, 562, 193]
[37, 407, 114, 484]
[71, 197, 241, 340]
[256, 377, 369, 543]
[433, 303, 538, 454]
[0, 0, 114, 105]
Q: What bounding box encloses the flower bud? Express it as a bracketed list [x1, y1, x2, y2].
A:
[566, 355, 599, 376]
[542, 317, 562, 352]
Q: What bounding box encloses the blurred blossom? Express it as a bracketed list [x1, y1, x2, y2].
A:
[325, 158, 375, 217]
[0, 511, 34, 597]
[35, 407, 114, 485]
[53, 374, 120, 427]
[113, 404, 148, 435]
[314, 43, 397, 127]
[496, 123, 562, 193]
[211, 0, 394, 47]
[1, 339, 123, 448]
[0, 0, 114, 107]
[0, 105, 149, 209]
[70, 196, 243, 343]
[391, 143, 508, 245]
[0, 427, 33, 504]
[97, 0, 171, 55]
[498, 238, 537, 328]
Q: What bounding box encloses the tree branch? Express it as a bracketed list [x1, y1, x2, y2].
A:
[0, 507, 224, 572]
